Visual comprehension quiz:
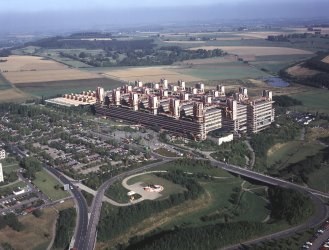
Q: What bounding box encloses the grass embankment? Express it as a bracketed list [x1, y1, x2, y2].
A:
[307, 167, 329, 192]
[154, 148, 178, 157]
[0, 200, 74, 250]
[267, 141, 325, 169]
[291, 89, 329, 114]
[33, 169, 69, 201]
[105, 182, 131, 203]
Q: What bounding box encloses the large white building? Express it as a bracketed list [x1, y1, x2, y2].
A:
[0, 149, 5, 160]
[0, 163, 4, 183]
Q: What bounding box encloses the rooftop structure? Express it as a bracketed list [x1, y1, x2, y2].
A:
[0, 149, 5, 160]
[90, 80, 274, 140]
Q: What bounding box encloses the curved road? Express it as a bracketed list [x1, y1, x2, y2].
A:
[83, 159, 171, 250]
[45, 165, 88, 250]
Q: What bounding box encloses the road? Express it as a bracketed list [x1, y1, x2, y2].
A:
[81, 153, 329, 250]
[45, 165, 88, 250]
[83, 159, 171, 250]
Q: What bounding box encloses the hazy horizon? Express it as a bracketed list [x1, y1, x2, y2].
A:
[1, 0, 329, 34]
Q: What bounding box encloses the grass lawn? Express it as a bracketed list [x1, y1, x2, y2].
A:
[291, 89, 329, 114]
[33, 169, 70, 201]
[126, 174, 186, 199]
[153, 160, 234, 178]
[267, 141, 325, 169]
[1, 163, 20, 175]
[0, 199, 74, 250]
[154, 148, 178, 157]
[105, 182, 131, 203]
[307, 166, 329, 192]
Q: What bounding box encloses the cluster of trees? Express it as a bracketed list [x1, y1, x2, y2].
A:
[278, 147, 329, 183]
[123, 221, 265, 250]
[267, 33, 318, 42]
[98, 171, 204, 241]
[250, 121, 299, 157]
[268, 187, 314, 225]
[280, 53, 329, 89]
[25, 34, 226, 67]
[20, 157, 42, 180]
[211, 141, 249, 166]
[0, 213, 24, 232]
[53, 208, 76, 249]
[273, 95, 302, 107]
[27, 36, 155, 51]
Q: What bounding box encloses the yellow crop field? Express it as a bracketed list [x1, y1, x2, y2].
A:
[286, 64, 320, 77]
[102, 66, 203, 83]
[3, 69, 102, 84]
[0, 55, 67, 71]
[190, 46, 313, 56]
[0, 88, 28, 102]
[0, 55, 101, 84]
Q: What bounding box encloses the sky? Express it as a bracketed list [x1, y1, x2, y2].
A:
[2, 0, 245, 12]
[1, 0, 329, 33]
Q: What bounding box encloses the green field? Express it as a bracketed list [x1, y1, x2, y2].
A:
[153, 160, 234, 178]
[127, 173, 186, 199]
[106, 182, 131, 203]
[173, 62, 269, 80]
[16, 77, 124, 97]
[250, 54, 312, 74]
[33, 169, 69, 201]
[307, 167, 329, 192]
[291, 89, 329, 114]
[267, 141, 325, 169]
[0, 73, 12, 90]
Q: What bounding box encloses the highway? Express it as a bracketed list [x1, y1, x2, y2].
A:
[44, 165, 89, 250]
[81, 155, 329, 250]
[83, 159, 171, 250]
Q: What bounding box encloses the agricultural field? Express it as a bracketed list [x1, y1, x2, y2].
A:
[189, 46, 313, 57]
[0, 55, 102, 84]
[16, 78, 123, 98]
[33, 169, 70, 201]
[0, 199, 74, 250]
[0, 73, 12, 91]
[173, 62, 269, 81]
[0, 88, 29, 102]
[291, 89, 329, 114]
[99, 66, 203, 83]
[285, 64, 320, 77]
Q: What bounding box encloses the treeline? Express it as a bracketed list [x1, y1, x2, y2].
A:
[53, 208, 76, 249]
[0, 213, 24, 231]
[268, 187, 314, 225]
[20, 157, 42, 180]
[280, 53, 329, 89]
[98, 171, 204, 241]
[123, 221, 265, 250]
[26, 36, 155, 51]
[250, 122, 299, 156]
[267, 33, 321, 42]
[273, 95, 302, 107]
[278, 147, 329, 183]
